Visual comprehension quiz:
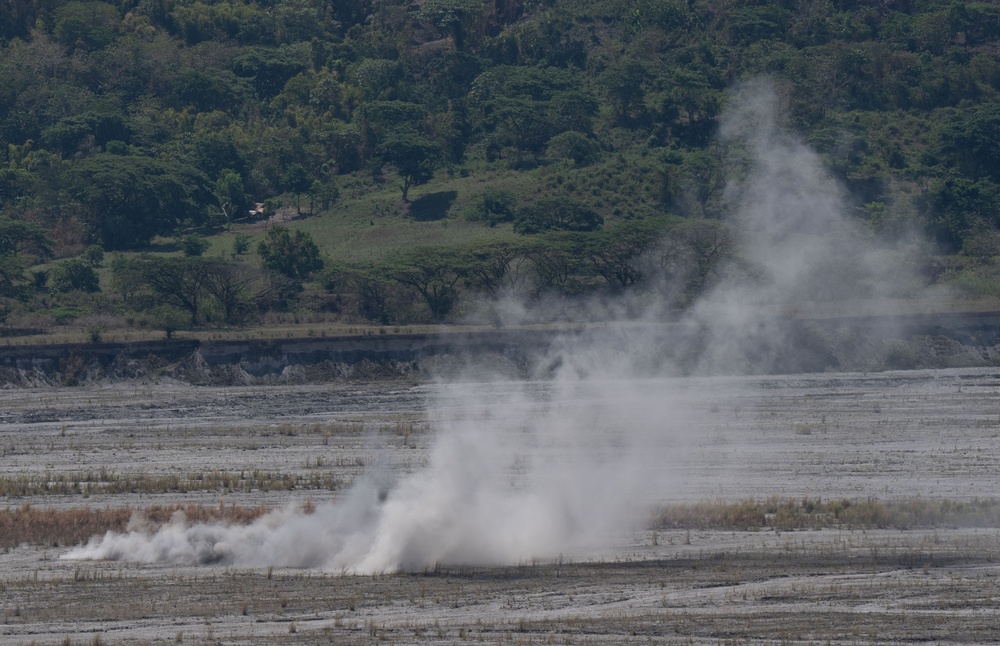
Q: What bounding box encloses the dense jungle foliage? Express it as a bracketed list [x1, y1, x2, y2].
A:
[2, 0, 1000, 333]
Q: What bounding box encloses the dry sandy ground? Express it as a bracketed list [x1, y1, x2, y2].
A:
[3, 368, 1000, 643]
[3, 528, 1000, 644]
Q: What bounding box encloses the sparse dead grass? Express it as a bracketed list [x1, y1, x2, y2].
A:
[0, 503, 269, 548]
[652, 497, 1000, 532]
[8, 497, 1000, 550]
[0, 469, 341, 498]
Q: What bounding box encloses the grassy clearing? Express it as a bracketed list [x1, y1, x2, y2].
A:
[652, 497, 1000, 532]
[200, 151, 663, 266]
[193, 165, 523, 266]
[0, 503, 270, 548]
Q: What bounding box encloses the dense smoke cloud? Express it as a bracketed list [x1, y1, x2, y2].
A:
[63, 79, 923, 573]
[65, 376, 676, 572]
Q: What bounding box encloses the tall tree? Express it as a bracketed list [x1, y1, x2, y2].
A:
[377, 131, 441, 202]
[390, 248, 466, 321]
[135, 257, 217, 325]
[334, 263, 400, 324]
[257, 225, 323, 280]
[587, 223, 661, 291]
[600, 60, 650, 123]
[203, 262, 282, 324]
[66, 155, 213, 250]
[282, 164, 313, 214]
[464, 240, 532, 297]
[215, 169, 251, 229]
[0, 218, 53, 298]
[525, 232, 592, 297]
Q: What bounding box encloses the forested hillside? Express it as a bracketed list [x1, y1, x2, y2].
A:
[2, 0, 1000, 335]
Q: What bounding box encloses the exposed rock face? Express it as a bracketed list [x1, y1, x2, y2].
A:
[0, 332, 541, 387]
[2, 312, 1000, 387]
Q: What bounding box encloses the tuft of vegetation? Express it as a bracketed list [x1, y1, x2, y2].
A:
[0, 469, 341, 499]
[0, 503, 269, 548]
[7, 497, 1000, 549]
[650, 497, 1000, 532]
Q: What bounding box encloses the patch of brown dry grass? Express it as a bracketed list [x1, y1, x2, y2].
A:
[0, 469, 340, 497]
[0, 503, 270, 548]
[9, 497, 1000, 550]
[650, 497, 1000, 531]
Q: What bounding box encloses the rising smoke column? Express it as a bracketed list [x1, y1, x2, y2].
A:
[688, 79, 924, 373]
[720, 80, 849, 289]
[63, 79, 911, 573]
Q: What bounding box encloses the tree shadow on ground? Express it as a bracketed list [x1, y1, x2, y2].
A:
[408, 191, 457, 221]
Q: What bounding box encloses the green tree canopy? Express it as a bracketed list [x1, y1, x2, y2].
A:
[257, 225, 323, 280]
[586, 222, 662, 291]
[378, 130, 442, 202]
[0, 219, 53, 258]
[390, 247, 466, 321]
[282, 164, 314, 214]
[215, 169, 251, 228]
[599, 59, 650, 123]
[417, 0, 487, 51]
[66, 155, 213, 250]
[0, 218, 53, 298]
[939, 105, 1000, 183]
[463, 239, 532, 298]
[464, 187, 517, 226]
[514, 198, 604, 234]
[132, 256, 216, 325]
[53, 1, 120, 51]
[546, 131, 601, 166]
[50, 259, 100, 293]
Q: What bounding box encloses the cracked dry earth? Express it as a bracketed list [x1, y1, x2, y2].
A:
[3, 367, 1000, 644]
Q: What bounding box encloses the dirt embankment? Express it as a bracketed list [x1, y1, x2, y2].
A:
[3, 311, 1000, 387]
[0, 330, 555, 387]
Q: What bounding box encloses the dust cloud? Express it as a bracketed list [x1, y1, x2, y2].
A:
[687, 78, 926, 373]
[63, 79, 926, 572]
[65, 375, 679, 572]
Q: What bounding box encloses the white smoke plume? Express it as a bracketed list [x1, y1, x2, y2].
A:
[64, 373, 677, 572]
[686, 78, 927, 373]
[63, 79, 923, 572]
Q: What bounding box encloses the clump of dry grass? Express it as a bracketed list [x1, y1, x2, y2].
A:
[650, 497, 1000, 532]
[0, 469, 340, 497]
[0, 503, 270, 548]
[11, 497, 998, 552]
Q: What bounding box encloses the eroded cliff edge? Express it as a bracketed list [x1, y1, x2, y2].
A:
[3, 311, 1000, 387]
